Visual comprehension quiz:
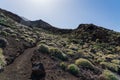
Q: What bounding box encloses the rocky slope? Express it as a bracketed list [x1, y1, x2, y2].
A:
[0, 8, 120, 80]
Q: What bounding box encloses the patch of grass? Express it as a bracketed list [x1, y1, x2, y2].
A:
[38, 40, 46, 44]
[65, 49, 75, 56]
[96, 57, 106, 63]
[0, 48, 6, 67]
[49, 47, 68, 61]
[75, 58, 94, 69]
[116, 46, 120, 51]
[0, 31, 8, 36]
[67, 64, 79, 76]
[15, 38, 20, 42]
[105, 54, 117, 59]
[111, 60, 120, 65]
[101, 70, 118, 80]
[25, 38, 36, 43]
[38, 44, 49, 53]
[3, 28, 14, 34]
[11, 34, 17, 37]
[100, 62, 120, 72]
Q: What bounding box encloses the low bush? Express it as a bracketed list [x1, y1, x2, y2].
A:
[26, 38, 36, 43]
[66, 49, 74, 56]
[60, 62, 67, 70]
[96, 57, 106, 63]
[49, 47, 68, 61]
[15, 38, 20, 42]
[2, 28, 14, 34]
[67, 64, 79, 76]
[0, 31, 8, 36]
[105, 54, 117, 60]
[38, 44, 49, 53]
[0, 48, 6, 67]
[75, 58, 94, 69]
[100, 70, 118, 80]
[100, 62, 120, 72]
[111, 60, 120, 65]
[11, 34, 17, 37]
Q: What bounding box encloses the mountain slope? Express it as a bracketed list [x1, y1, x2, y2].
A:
[71, 24, 120, 44]
[0, 8, 120, 80]
[0, 8, 72, 34]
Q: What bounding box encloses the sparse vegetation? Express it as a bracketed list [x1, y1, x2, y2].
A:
[0, 31, 8, 36]
[0, 48, 6, 68]
[100, 62, 120, 72]
[100, 70, 118, 80]
[49, 47, 68, 61]
[38, 44, 49, 53]
[75, 58, 94, 69]
[0, 8, 120, 80]
[111, 60, 120, 65]
[60, 62, 67, 70]
[67, 64, 79, 76]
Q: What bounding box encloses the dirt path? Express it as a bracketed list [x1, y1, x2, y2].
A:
[0, 47, 37, 80]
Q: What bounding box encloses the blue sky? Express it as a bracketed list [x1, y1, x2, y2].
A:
[0, 0, 120, 31]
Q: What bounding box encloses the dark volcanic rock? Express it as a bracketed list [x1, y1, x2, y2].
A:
[74, 24, 113, 43]
[0, 37, 8, 49]
[31, 62, 46, 80]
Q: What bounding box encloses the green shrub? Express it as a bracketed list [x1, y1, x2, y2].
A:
[49, 47, 68, 61]
[0, 31, 8, 36]
[0, 48, 6, 66]
[60, 62, 67, 70]
[101, 70, 118, 80]
[111, 60, 120, 65]
[11, 34, 17, 37]
[75, 58, 94, 69]
[105, 54, 117, 59]
[100, 62, 120, 72]
[26, 38, 36, 43]
[39, 40, 46, 44]
[3, 28, 14, 34]
[96, 56, 106, 63]
[15, 38, 20, 42]
[38, 44, 49, 53]
[67, 64, 79, 75]
[66, 49, 74, 56]
[48, 42, 56, 46]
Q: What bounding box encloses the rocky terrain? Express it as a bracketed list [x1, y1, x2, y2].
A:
[0, 8, 120, 80]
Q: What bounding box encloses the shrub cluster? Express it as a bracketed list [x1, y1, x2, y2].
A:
[99, 70, 118, 80]
[38, 44, 68, 61]
[75, 58, 94, 69]
[100, 62, 119, 72]
[0, 48, 6, 68]
[49, 47, 68, 61]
